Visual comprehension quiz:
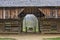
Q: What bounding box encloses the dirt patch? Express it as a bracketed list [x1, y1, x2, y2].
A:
[0, 34, 60, 40]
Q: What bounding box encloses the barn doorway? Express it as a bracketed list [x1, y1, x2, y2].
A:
[23, 14, 39, 32]
[18, 7, 45, 33]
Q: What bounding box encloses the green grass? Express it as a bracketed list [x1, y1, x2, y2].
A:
[0, 38, 15, 40]
[43, 37, 60, 40]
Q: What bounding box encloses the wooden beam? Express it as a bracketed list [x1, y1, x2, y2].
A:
[19, 8, 25, 14]
[38, 8, 46, 15]
[55, 9, 58, 18]
[3, 8, 5, 19]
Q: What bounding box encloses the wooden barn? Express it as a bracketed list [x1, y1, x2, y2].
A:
[0, 0, 60, 34]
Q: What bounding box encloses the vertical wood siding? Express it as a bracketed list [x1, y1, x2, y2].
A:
[0, 8, 3, 19]
[58, 8, 60, 17]
[0, 7, 59, 19]
[0, 8, 25, 19]
[38, 8, 51, 17]
[39, 8, 59, 18]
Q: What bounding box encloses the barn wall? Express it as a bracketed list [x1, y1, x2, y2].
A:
[38, 8, 51, 16]
[0, 7, 60, 33]
[38, 8, 59, 18]
[0, 8, 3, 19]
[0, 7, 59, 19]
[58, 8, 60, 17]
[0, 7, 25, 19]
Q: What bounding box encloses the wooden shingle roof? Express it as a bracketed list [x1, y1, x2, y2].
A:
[0, 0, 59, 7]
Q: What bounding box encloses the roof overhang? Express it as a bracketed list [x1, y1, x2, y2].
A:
[0, 0, 60, 7]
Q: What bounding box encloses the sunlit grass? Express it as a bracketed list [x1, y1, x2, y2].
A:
[0, 38, 15, 40]
[43, 37, 60, 40]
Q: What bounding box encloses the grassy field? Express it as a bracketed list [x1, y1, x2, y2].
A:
[0, 38, 15, 40]
[43, 38, 60, 40]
